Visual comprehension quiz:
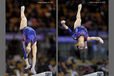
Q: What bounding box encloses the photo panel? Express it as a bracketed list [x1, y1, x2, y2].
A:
[6, 0, 56, 75]
[58, 0, 108, 76]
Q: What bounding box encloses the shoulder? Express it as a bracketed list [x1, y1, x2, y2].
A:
[72, 34, 78, 40]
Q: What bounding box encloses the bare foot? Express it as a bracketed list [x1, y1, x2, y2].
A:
[21, 6, 25, 12]
[78, 4, 82, 11]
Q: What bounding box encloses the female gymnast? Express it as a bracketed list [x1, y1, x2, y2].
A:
[20, 6, 37, 74]
[61, 4, 104, 50]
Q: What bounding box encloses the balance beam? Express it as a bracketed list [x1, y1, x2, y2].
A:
[31, 71, 52, 76]
[83, 71, 104, 76]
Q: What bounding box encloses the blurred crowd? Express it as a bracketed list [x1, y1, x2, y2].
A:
[58, 56, 109, 76]
[58, 0, 108, 36]
[6, 0, 56, 33]
[6, 53, 56, 76]
[58, 41, 108, 76]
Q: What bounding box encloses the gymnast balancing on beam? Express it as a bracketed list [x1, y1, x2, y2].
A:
[20, 6, 37, 74]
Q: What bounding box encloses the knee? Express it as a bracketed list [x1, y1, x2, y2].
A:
[33, 54, 36, 58]
[32, 42, 37, 54]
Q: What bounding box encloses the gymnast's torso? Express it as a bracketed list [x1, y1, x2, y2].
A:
[21, 26, 36, 46]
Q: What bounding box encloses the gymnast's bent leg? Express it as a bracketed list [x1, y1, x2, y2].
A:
[22, 42, 31, 69]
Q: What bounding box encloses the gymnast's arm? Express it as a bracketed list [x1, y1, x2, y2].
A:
[87, 37, 104, 44]
[61, 20, 74, 36]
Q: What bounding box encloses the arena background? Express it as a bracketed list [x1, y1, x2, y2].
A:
[58, 0, 108, 76]
[6, 0, 56, 76]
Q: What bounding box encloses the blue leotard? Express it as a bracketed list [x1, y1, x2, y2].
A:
[21, 26, 36, 47]
[67, 26, 88, 41]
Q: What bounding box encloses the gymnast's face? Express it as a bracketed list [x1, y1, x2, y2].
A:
[26, 43, 31, 52]
[78, 42, 85, 50]
[26, 46, 31, 52]
[77, 36, 85, 50]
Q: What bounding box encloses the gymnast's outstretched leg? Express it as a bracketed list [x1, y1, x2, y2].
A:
[74, 4, 82, 29]
[20, 6, 27, 30]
